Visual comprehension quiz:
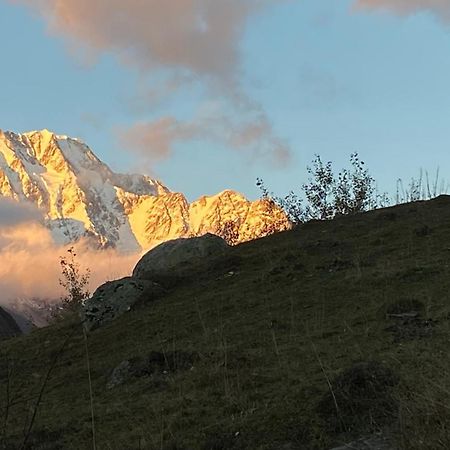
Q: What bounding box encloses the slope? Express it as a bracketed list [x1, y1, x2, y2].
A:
[1, 196, 450, 449]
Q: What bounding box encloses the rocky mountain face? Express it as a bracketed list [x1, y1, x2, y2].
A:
[0, 129, 290, 251]
[0, 306, 21, 339]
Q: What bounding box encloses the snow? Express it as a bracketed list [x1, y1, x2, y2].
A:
[0, 129, 290, 252]
[47, 218, 90, 245]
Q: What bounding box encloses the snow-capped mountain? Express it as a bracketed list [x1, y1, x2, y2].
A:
[0, 129, 290, 251]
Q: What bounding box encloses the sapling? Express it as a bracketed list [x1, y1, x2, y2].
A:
[59, 247, 91, 311]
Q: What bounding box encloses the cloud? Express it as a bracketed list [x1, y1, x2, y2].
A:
[354, 0, 450, 21]
[126, 73, 195, 115]
[0, 220, 141, 307]
[80, 112, 107, 131]
[10, 0, 275, 83]
[9, 0, 290, 165]
[117, 102, 290, 166]
[0, 197, 43, 227]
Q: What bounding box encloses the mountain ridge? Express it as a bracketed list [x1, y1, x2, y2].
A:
[0, 129, 290, 251]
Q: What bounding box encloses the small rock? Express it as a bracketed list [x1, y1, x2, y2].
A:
[106, 360, 131, 389]
[107, 350, 198, 389]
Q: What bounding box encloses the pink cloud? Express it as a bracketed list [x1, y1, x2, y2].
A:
[117, 104, 291, 166]
[0, 221, 140, 306]
[9, 0, 291, 165]
[9, 0, 278, 83]
[354, 0, 450, 21]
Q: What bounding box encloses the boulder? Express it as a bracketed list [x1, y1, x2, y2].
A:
[82, 277, 165, 332]
[133, 233, 229, 286]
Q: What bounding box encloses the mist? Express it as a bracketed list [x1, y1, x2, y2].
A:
[0, 220, 141, 307]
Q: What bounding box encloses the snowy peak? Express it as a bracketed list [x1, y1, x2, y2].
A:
[0, 129, 290, 251]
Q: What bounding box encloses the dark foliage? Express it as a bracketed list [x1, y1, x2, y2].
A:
[257, 153, 389, 224]
[58, 247, 90, 312]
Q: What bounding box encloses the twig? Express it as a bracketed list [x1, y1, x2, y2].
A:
[311, 342, 339, 413]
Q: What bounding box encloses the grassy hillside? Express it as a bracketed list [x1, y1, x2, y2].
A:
[2, 196, 450, 449]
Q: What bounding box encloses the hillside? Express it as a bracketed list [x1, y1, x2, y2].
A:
[1, 195, 450, 449]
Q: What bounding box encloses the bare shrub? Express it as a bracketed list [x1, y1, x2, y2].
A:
[396, 168, 449, 204]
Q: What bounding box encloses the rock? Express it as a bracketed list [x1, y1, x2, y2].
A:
[106, 360, 132, 389]
[107, 350, 197, 389]
[82, 277, 165, 332]
[133, 233, 230, 286]
[0, 306, 21, 340]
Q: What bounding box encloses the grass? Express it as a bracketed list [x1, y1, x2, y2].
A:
[3, 195, 450, 448]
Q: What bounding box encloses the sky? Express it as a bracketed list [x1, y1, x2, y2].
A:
[2, 0, 450, 201]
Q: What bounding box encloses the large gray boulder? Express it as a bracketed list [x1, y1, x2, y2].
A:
[133, 233, 229, 286]
[82, 277, 165, 332]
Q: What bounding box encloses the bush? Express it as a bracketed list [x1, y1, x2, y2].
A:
[257, 153, 389, 224]
[216, 219, 241, 246]
[215, 199, 291, 245]
[58, 247, 91, 312]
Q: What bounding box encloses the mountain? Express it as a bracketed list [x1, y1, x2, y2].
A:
[0, 306, 21, 339]
[0, 129, 290, 251]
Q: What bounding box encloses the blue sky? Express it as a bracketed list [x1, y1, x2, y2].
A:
[1, 0, 450, 201]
